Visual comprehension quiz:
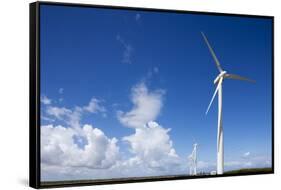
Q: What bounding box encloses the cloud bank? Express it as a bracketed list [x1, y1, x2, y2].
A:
[41, 124, 119, 170]
[40, 83, 271, 181]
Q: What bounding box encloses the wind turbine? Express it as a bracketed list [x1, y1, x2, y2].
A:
[188, 143, 198, 175]
[201, 32, 255, 175]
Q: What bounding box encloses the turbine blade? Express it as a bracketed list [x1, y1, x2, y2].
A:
[206, 77, 223, 115]
[225, 73, 255, 83]
[201, 32, 223, 73]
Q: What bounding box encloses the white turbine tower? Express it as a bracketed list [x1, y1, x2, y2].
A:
[201, 32, 255, 175]
[188, 143, 198, 175]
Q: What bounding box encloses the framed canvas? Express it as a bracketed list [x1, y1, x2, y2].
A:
[29, 1, 274, 188]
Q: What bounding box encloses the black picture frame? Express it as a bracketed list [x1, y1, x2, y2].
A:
[29, 1, 274, 188]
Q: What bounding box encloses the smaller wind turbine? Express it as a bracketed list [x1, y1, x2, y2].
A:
[201, 32, 255, 175]
[188, 155, 193, 175]
[188, 143, 198, 175]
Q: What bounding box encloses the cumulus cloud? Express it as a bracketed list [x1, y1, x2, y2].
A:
[41, 95, 52, 105]
[41, 97, 122, 181]
[41, 124, 120, 170]
[83, 98, 106, 114]
[117, 82, 179, 172]
[46, 106, 82, 129]
[123, 121, 179, 171]
[117, 82, 164, 128]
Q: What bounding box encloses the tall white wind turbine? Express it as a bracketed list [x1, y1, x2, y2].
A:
[201, 32, 255, 175]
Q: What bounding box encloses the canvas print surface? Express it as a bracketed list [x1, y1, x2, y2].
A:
[39, 4, 273, 184]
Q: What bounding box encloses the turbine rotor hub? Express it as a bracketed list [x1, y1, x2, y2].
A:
[214, 71, 227, 84]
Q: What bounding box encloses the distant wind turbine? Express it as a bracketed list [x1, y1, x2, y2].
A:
[201, 32, 255, 175]
[188, 143, 198, 175]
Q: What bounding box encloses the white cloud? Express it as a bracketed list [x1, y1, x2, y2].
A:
[83, 97, 106, 113]
[117, 82, 164, 128]
[41, 95, 52, 105]
[243, 152, 251, 158]
[117, 82, 179, 172]
[42, 97, 121, 181]
[225, 153, 272, 170]
[46, 106, 83, 129]
[46, 106, 72, 120]
[42, 89, 186, 181]
[116, 35, 133, 64]
[45, 97, 106, 129]
[41, 124, 120, 170]
[123, 121, 179, 171]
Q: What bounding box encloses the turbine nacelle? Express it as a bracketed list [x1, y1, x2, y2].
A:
[214, 71, 227, 84]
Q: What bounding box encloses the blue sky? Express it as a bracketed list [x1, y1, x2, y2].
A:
[40, 4, 272, 181]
